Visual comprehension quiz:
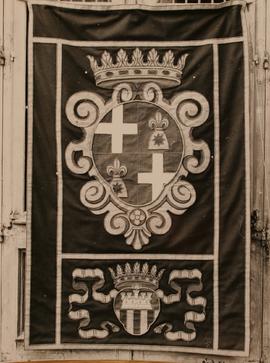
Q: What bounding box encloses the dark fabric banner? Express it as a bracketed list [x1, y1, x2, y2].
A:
[26, 1, 250, 356]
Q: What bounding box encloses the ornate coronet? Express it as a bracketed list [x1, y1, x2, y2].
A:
[109, 262, 164, 290]
[88, 48, 188, 89]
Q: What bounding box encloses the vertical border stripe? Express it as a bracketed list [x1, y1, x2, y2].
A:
[25, 2, 34, 349]
[241, 5, 251, 355]
[55, 43, 63, 345]
[213, 42, 220, 351]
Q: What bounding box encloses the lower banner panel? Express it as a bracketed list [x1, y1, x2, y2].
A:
[61, 259, 213, 348]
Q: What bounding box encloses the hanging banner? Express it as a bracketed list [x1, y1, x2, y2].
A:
[26, 0, 250, 356]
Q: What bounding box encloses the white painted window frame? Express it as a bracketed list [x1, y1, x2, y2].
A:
[0, 0, 269, 362]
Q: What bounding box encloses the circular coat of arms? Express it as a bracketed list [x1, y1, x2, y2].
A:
[65, 48, 210, 249]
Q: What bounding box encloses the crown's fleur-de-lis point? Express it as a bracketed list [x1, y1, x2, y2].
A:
[151, 265, 157, 276]
[132, 48, 144, 66]
[125, 263, 132, 275]
[158, 269, 165, 280]
[117, 264, 123, 275]
[108, 267, 116, 279]
[101, 51, 113, 68]
[87, 55, 99, 72]
[148, 48, 159, 65]
[134, 262, 140, 274]
[142, 263, 149, 274]
[178, 53, 189, 70]
[117, 49, 128, 66]
[163, 50, 174, 67]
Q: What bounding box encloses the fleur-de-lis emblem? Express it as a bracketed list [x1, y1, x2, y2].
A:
[149, 111, 169, 131]
[107, 159, 128, 198]
[148, 112, 169, 150]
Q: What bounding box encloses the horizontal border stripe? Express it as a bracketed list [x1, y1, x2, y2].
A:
[32, 37, 244, 46]
[24, 342, 249, 356]
[62, 253, 214, 260]
[27, 0, 247, 11]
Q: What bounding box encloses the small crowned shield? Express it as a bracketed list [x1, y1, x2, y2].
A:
[109, 262, 164, 336]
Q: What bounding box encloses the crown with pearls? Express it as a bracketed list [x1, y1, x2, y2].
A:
[88, 48, 188, 89]
[109, 262, 164, 290]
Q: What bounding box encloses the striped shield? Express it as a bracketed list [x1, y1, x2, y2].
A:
[114, 287, 160, 336]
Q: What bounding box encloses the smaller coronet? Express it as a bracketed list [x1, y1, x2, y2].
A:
[109, 262, 164, 290]
[88, 48, 188, 89]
